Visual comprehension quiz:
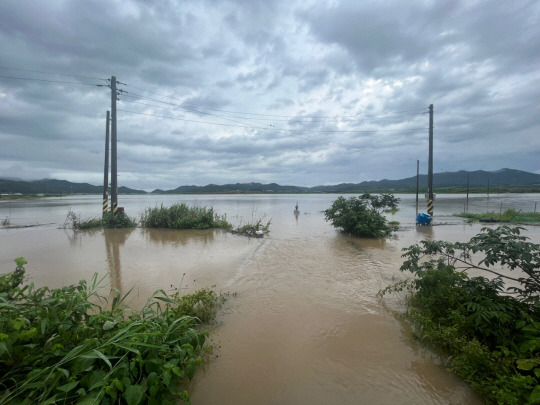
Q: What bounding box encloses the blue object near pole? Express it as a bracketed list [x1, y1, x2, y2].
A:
[416, 212, 432, 226]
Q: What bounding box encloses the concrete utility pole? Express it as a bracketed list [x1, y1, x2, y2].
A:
[416, 160, 419, 217]
[103, 110, 110, 216]
[466, 172, 470, 213]
[427, 104, 434, 217]
[110, 76, 118, 214]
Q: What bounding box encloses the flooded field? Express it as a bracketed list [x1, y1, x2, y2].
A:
[1, 193, 539, 404]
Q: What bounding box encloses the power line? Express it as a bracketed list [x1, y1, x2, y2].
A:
[0, 66, 107, 81]
[120, 94, 281, 129]
[0, 75, 102, 86]
[123, 82, 427, 119]
[122, 96, 425, 124]
[118, 108, 428, 134]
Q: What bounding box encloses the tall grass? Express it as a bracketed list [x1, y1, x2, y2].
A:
[456, 209, 540, 223]
[140, 203, 231, 230]
[0, 258, 226, 404]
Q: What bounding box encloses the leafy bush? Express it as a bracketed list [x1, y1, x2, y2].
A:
[380, 226, 540, 404]
[323, 194, 400, 238]
[0, 258, 226, 404]
[140, 204, 231, 230]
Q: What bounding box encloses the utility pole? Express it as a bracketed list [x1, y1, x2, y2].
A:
[427, 104, 434, 217]
[103, 110, 110, 216]
[466, 172, 470, 213]
[110, 76, 118, 215]
[416, 160, 419, 217]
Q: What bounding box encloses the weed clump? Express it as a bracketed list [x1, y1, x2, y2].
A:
[140, 203, 231, 230]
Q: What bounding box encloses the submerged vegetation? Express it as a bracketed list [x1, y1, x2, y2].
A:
[324, 193, 400, 238]
[456, 209, 540, 224]
[140, 204, 231, 230]
[232, 211, 271, 238]
[380, 226, 540, 404]
[65, 204, 232, 231]
[66, 210, 137, 230]
[0, 258, 226, 404]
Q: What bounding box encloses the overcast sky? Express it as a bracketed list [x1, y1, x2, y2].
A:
[1, 0, 539, 191]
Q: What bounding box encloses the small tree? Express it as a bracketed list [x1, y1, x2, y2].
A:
[323, 193, 400, 238]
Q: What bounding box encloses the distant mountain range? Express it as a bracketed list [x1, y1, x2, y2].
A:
[0, 179, 146, 195]
[152, 168, 540, 193]
[1, 169, 539, 195]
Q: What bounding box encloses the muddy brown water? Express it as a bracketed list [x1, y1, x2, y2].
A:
[2, 193, 539, 404]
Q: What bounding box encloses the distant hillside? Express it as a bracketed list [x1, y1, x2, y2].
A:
[2, 168, 539, 195]
[310, 168, 540, 192]
[152, 168, 540, 194]
[0, 178, 146, 195]
[153, 182, 309, 194]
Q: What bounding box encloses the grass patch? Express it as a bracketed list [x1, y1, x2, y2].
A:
[455, 209, 540, 223]
[140, 204, 231, 230]
[0, 258, 227, 404]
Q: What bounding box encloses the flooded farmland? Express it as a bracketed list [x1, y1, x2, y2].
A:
[1, 193, 539, 404]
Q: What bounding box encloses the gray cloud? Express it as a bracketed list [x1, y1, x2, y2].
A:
[0, 0, 539, 190]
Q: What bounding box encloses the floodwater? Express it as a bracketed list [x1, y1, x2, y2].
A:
[1, 193, 539, 404]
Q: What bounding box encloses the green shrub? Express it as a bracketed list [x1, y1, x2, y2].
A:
[140, 203, 231, 230]
[381, 226, 540, 404]
[0, 258, 226, 404]
[323, 194, 400, 238]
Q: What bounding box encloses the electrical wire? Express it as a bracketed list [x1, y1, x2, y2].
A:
[118, 108, 428, 134]
[0, 66, 107, 81]
[123, 82, 428, 119]
[121, 96, 425, 125]
[0, 75, 102, 86]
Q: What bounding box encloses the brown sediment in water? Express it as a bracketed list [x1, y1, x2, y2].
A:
[3, 194, 539, 403]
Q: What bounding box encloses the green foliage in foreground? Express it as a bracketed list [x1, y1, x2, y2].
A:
[380, 226, 540, 404]
[140, 204, 231, 230]
[324, 194, 400, 238]
[0, 258, 226, 404]
[456, 209, 540, 223]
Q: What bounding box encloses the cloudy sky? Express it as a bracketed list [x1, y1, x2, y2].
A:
[1, 0, 539, 191]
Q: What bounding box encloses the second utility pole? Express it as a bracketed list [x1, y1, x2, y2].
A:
[103, 110, 110, 216]
[110, 76, 118, 215]
[427, 104, 434, 217]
